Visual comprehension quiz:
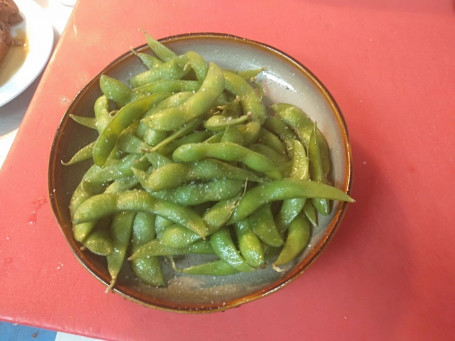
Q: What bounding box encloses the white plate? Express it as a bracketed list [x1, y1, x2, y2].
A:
[0, 0, 54, 107]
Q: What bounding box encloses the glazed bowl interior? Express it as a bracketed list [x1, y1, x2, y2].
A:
[48, 33, 352, 312]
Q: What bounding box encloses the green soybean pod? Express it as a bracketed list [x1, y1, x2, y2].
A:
[303, 200, 318, 226]
[249, 143, 290, 167]
[172, 142, 281, 180]
[273, 104, 331, 177]
[179, 51, 209, 82]
[148, 179, 244, 206]
[308, 122, 330, 182]
[276, 139, 309, 229]
[130, 212, 165, 287]
[84, 153, 149, 187]
[248, 204, 284, 247]
[93, 93, 170, 166]
[154, 215, 174, 239]
[147, 118, 203, 153]
[236, 119, 262, 146]
[75, 220, 104, 246]
[236, 67, 265, 80]
[179, 259, 239, 276]
[145, 151, 173, 168]
[216, 96, 242, 117]
[157, 131, 212, 156]
[210, 227, 254, 273]
[136, 91, 193, 139]
[128, 55, 188, 88]
[131, 165, 186, 191]
[221, 125, 245, 145]
[202, 196, 240, 234]
[133, 158, 261, 192]
[258, 128, 287, 156]
[229, 179, 355, 223]
[158, 196, 241, 248]
[223, 70, 266, 124]
[142, 30, 177, 62]
[263, 115, 297, 158]
[117, 133, 148, 154]
[99, 74, 133, 107]
[273, 214, 311, 268]
[82, 228, 114, 256]
[106, 211, 136, 292]
[143, 62, 225, 131]
[105, 175, 139, 193]
[309, 122, 331, 215]
[234, 219, 265, 268]
[159, 223, 202, 248]
[129, 239, 213, 260]
[69, 114, 97, 130]
[203, 113, 251, 132]
[131, 80, 200, 102]
[74, 173, 139, 243]
[73, 190, 208, 238]
[70, 165, 107, 243]
[61, 141, 95, 166]
[271, 103, 314, 145]
[130, 48, 163, 69]
[143, 128, 168, 147]
[93, 95, 112, 134]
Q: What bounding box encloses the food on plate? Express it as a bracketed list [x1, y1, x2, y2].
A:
[0, 0, 23, 63]
[64, 32, 354, 290]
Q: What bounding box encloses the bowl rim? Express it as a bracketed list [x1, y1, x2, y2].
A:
[48, 32, 353, 313]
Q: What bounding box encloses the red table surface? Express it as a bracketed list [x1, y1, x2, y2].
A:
[1, 0, 454, 340]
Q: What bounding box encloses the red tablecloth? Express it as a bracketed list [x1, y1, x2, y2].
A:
[1, 0, 454, 340]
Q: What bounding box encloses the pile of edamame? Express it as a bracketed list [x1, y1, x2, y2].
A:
[66, 32, 354, 290]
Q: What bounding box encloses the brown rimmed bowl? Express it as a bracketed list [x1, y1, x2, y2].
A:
[48, 33, 353, 313]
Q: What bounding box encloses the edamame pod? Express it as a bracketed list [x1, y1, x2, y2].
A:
[210, 227, 254, 273]
[69, 114, 96, 130]
[73, 190, 208, 238]
[82, 228, 114, 256]
[273, 214, 311, 268]
[303, 200, 318, 226]
[172, 142, 282, 179]
[142, 30, 177, 62]
[93, 95, 112, 133]
[179, 259, 239, 276]
[230, 179, 354, 223]
[131, 80, 200, 102]
[129, 239, 213, 260]
[142, 62, 225, 131]
[223, 70, 266, 124]
[309, 122, 331, 215]
[130, 48, 163, 69]
[129, 55, 188, 88]
[133, 158, 262, 192]
[129, 212, 165, 287]
[203, 113, 251, 132]
[100, 74, 132, 107]
[93, 93, 170, 166]
[276, 139, 309, 229]
[235, 219, 265, 268]
[147, 178, 244, 206]
[159, 223, 202, 248]
[248, 204, 284, 247]
[263, 115, 298, 158]
[106, 211, 136, 291]
[61, 141, 95, 166]
[258, 128, 287, 156]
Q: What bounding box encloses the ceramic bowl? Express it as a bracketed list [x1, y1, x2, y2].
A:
[48, 33, 352, 312]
